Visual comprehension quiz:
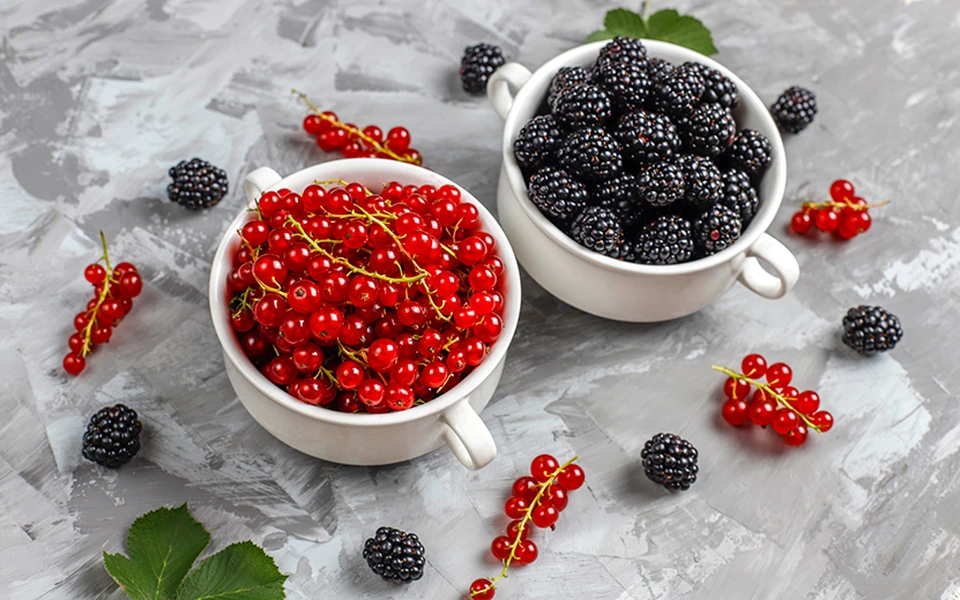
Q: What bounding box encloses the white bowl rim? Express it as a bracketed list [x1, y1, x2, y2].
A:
[500, 39, 788, 276]
[208, 158, 522, 428]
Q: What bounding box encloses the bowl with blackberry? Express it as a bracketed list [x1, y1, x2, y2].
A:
[487, 38, 798, 322]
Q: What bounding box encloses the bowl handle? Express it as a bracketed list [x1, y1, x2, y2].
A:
[487, 63, 533, 121]
[243, 167, 283, 204]
[737, 233, 800, 299]
[441, 400, 497, 470]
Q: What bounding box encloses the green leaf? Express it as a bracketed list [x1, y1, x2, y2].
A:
[176, 541, 287, 600]
[645, 9, 718, 56]
[103, 504, 211, 600]
[602, 7, 648, 38]
[586, 30, 616, 43]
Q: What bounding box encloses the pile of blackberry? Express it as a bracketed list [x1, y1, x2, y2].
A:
[515, 37, 771, 265]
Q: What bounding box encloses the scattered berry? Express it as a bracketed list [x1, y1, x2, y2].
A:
[842, 306, 903, 355]
[363, 526, 425, 584]
[460, 43, 505, 95]
[641, 433, 699, 491]
[82, 404, 142, 468]
[167, 158, 228, 210]
[790, 179, 888, 241]
[770, 86, 818, 134]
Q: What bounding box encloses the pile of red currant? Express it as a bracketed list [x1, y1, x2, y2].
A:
[789, 179, 888, 240]
[64, 231, 143, 375]
[227, 180, 506, 413]
[469, 455, 585, 599]
[714, 355, 833, 447]
[295, 90, 422, 165]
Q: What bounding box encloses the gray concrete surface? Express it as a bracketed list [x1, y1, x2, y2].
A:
[1, 0, 959, 598]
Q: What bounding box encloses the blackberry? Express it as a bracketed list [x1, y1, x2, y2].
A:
[678, 155, 722, 209]
[82, 404, 142, 468]
[590, 173, 643, 227]
[612, 110, 680, 165]
[635, 214, 695, 265]
[570, 206, 623, 256]
[771, 86, 818, 134]
[683, 61, 739, 108]
[645, 57, 676, 84]
[609, 236, 638, 262]
[363, 526, 426, 584]
[548, 66, 592, 110]
[527, 165, 589, 225]
[655, 64, 704, 118]
[842, 306, 903, 355]
[513, 115, 563, 171]
[167, 158, 228, 210]
[552, 83, 612, 130]
[641, 433, 699, 491]
[719, 169, 759, 224]
[693, 203, 743, 254]
[636, 161, 685, 209]
[594, 59, 653, 110]
[722, 129, 773, 182]
[459, 43, 505, 95]
[677, 103, 736, 157]
[557, 127, 623, 183]
[595, 36, 647, 70]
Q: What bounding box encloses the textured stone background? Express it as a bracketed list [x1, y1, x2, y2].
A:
[2, 0, 960, 598]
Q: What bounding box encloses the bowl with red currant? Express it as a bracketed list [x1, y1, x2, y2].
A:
[487, 38, 798, 322]
[208, 159, 521, 469]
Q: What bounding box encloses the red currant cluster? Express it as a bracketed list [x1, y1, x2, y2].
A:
[64, 232, 143, 375]
[790, 179, 888, 240]
[469, 455, 585, 599]
[714, 355, 834, 447]
[295, 90, 422, 165]
[227, 180, 506, 413]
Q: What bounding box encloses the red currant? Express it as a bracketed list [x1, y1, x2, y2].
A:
[748, 400, 776, 426]
[63, 353, 86, 375]
[514, 539, 538, 565]
[772, 408, 800, 434]
[829, 179, 855, 202]
[741, 354, 767, 378]
[784, 424, 808, 447]
[530, 454, 560, 483]
[504, 496, 528, 519]
[469, 579, 495, 600]
[84, 264, 107, 285]
[794, 390, 820, 414]
[490, 536, 512, 561]
[544, 485, 569, 511]
[815, 209, 840, 233]
[812, 411, 834, 432]
[790, 211, 813, 234]
[723, 377, 751, 401]
[765, 362, 792, 389]
[531, 503, 559, 528]
[722, 399, 750, 426]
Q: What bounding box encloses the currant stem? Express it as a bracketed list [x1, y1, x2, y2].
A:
[802, 199, 890, 212]
[712, 366, 822, 432]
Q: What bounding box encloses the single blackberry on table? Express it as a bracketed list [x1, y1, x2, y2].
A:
[636, 161, 685, 208]
[678, 155, 723, 209]
[590, 173, 643, 227]
[548, 66, 592, 110]
[612, 110, 681, 165]
[655, 64, 705, 118]
[722, 129, 773, 182]
[459, 43, 505, 95]
[719, 168, 759, 224]
[527, 165, 589, 225]
[552, 83, 612, 130]
[645, 57, 676, 83]
[677, 103, 736, 157]
[771, 86, 818, 133]
[167, 158, 228, 210]
[82, 404, 142, 468]
[595, 36, 647, 70]
[557, 127, 623, 183]
[635, 214, 695, 265]
[594, 59, 653, 111]
[693, 203, 743, 254]
[842, 306, 903, 355]
[641, 433, 699, 491]
[570, 206, 624, 256]
[683, 61, 739, 108]
[513, 115, 563, 171]
[363, 526, 426, 584]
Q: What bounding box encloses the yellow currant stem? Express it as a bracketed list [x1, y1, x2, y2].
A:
[230, 287, 254, 318]
[801, 199, 890, 212]
[253, 274, 287, 297]
[312, 179, 375, 196]
[337, 339, 367, 364]
[711, 366, 822, 432]
[316, 365, 337, 385]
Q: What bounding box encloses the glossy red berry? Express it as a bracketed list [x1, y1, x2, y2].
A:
[790, 211, 813, 234]
[723, 377, 751, 400]
[765, 362, 792, 389]
[741, 354, 767, 378]
[795, 390, 820, 414]
[514, 539, 538, 565]
[531, 503, 559, 529]
[530, 454, 560, 483]
[772, 408, 800, 435]
[544, 485, 569, 511]
[829, 179, 855, 202]
[469, 579, 496, 600]
[748, 400, 776, 426]
[722, 399, 750, 426]
[490, 536, 512, 561]
[504, 496, 528, 519]
[63, 353, 86, 375]
[84, 264, 107, 285]
[784, 424, 808, 447]
[511, 476, 539, 502]
[812, 410, 834, 432]
[556, 464, 585, 490]
[815, 208, 840, 233]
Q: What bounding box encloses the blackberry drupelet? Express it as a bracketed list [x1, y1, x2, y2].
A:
[842, 306, 903, 355]
[594, 59, 653, 110]
[719, 168, 759, 224]
[569, 206, 623, 256]
[513, 115, 563, 171]
[557, 127, 623, 182]
[636, 161, 685, 208]
[655, 64, 705, 118]
[552, 83, 612, 130]
[683, 61, 739, 108]
[167, 158, 228, 210]
[678, 155, 723, 209]
[590, 173, 643, 227]
[722, 129, 772, 181]
[527, 165, 590, 225]
[693, 203, 743, 254]
[459, 43, 505, 95]
[363, 526, 426, 584]
[612, 110, 681, 165]
[771, 86, 818, 133]
[609, 236, 638, 262]
[635, 214, 695, 265]
[641, 433, 699, 491]
[595, 36, 647, 70]
[548, 66, 592, 110]
[678, 103, 736, 157]
[645, 57, 676, 83]
[82, 404, 142, 468]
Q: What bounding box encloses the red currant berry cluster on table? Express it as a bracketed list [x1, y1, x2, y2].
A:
[468, 455, 585, 599]
[227, 179, 506, 413]
[295, 90, 422, 165]
[64, 231, 143, 376]
[790, 179, 889, 240]
[714, 355, 833, 447]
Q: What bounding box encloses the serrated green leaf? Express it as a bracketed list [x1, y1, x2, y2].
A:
[645, 9, 718, 56]
[602, 8, 648, 38]
[586, 30, 616, 43]
[104, 504, 211, 600]
[176, 541, 287, 600]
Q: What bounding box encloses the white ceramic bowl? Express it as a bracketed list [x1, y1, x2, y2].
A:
[208, 159, 521, 469]
[487, 40, 799, 322]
